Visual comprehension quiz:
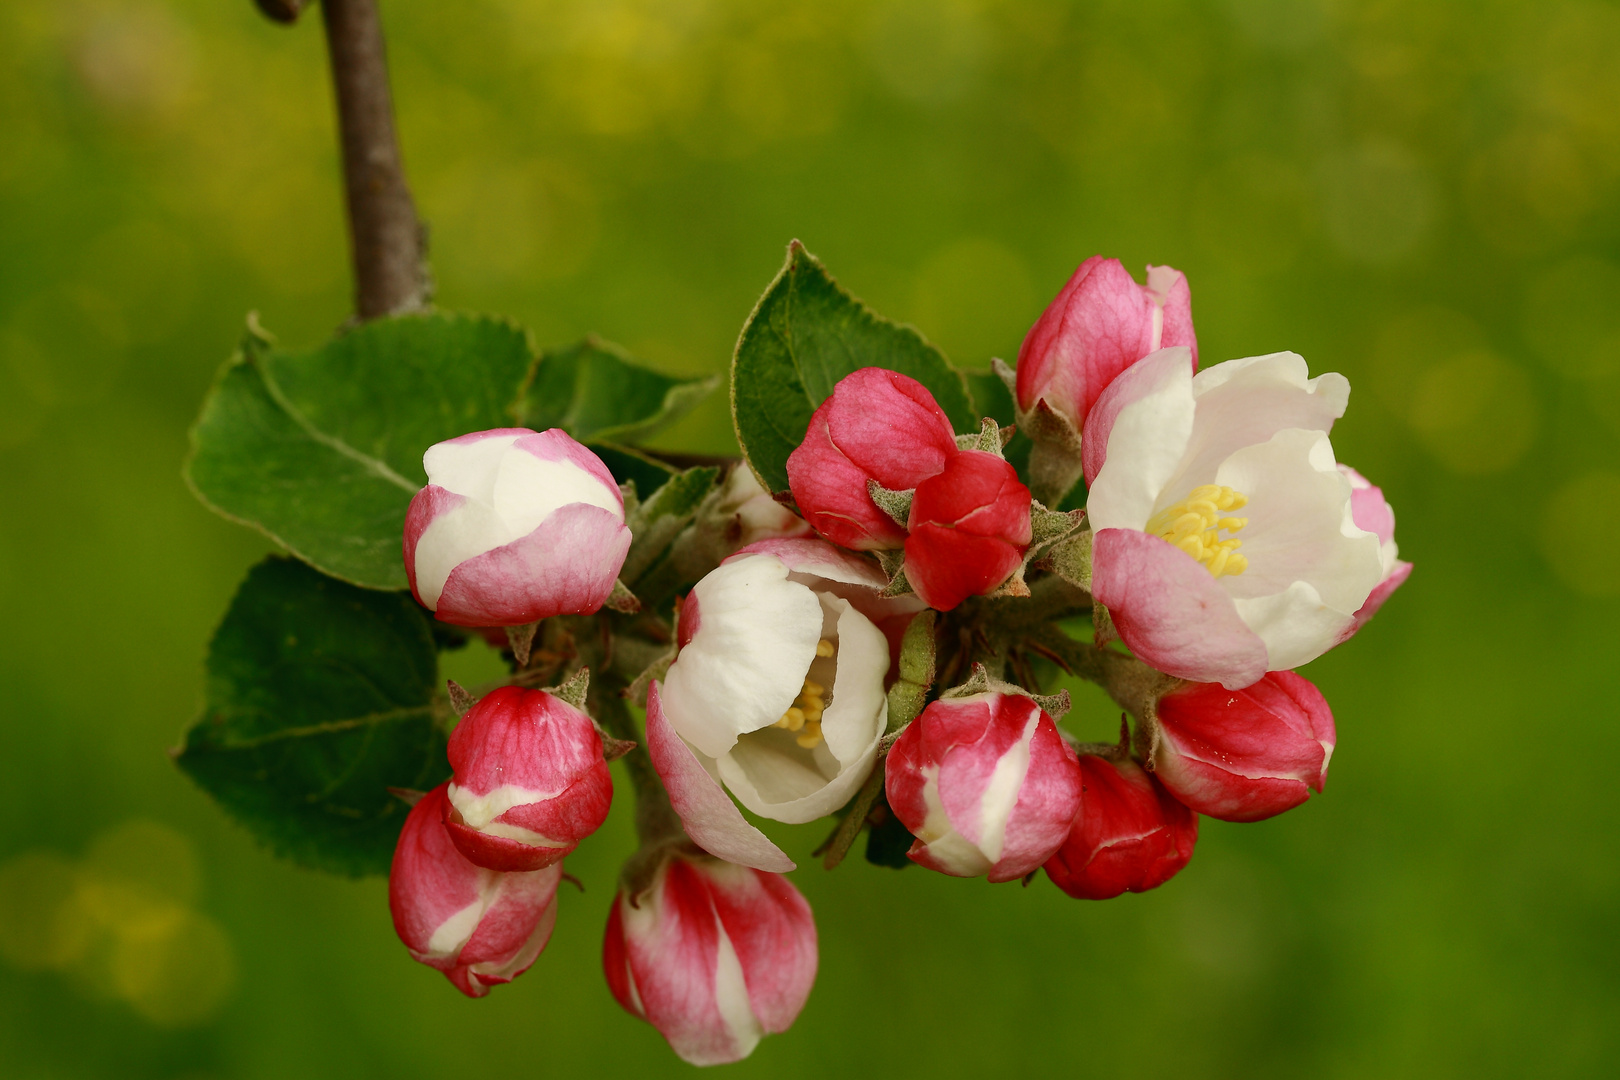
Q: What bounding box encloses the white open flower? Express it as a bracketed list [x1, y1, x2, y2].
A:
[656, 544, 894, 827]
[1083, 348, 1386, 689]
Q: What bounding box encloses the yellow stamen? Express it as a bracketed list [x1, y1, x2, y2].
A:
[1144, 485, 1251, 579]
[796, 720, 823, 749]
[771, 641, 838, 747]
[815, 639, 835, 658]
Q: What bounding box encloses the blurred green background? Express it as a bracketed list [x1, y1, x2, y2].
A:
[3, 0, 1618, 1076]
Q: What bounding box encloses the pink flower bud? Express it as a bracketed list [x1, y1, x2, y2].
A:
[1015, 257, 1196, 434]
[404, 428, 631, 627]
[444, 686, 614, 871]
[1339, 464, 1412, 640]
[786, 367, 960, 550]
[603, 853, 817, 1066]
[388, 784, 562, 997]
[885, 692, 1082, 882]
[1152, 672, 1336, 822]
[1044, 754, 1197, 900]
[903, 450, 1032, 611]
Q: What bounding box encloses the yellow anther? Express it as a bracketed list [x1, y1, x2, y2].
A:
[1145, 485, 1252, 579]
[801, 678, 824, 697]
[773, 672, 835, 748]
[815, 639, 836, 658]
[795, 720, 823, 749]
[774, 707, 807, 732]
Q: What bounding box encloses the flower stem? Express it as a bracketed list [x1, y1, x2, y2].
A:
[588, 677, 684, 848]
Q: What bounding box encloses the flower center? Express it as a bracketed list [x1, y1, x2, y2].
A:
[1144, 484, 1250, 578]
[773, 639, 835, 748]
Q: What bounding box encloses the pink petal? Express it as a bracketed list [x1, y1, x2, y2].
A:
[1090, 528, 1268, 689]
[1340, 560, 1413, 642]
[403, 485, 466, 607]
[1081, 345, 1196, 489]
[645, 684, 795, 873]
[434, 503, 631, 626]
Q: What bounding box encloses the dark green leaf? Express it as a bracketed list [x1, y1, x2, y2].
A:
[522, 336, 719, 445]
[589, 442, 678, 500]
[175, 557, 450, 877]
[865, 803, 916, 870]
[964, 367, 1017, 427]
[186, 313, 537, 590]
[731, 242, 976, 493]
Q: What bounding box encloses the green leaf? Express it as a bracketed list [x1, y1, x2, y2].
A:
[731, 242, 976, 493]
[964, 367, 1017, 427]
[175, 557, 449, 877]
[589, 442, 678, 500]
[522, 336, 719, 445]
[621, 465, 720, 583]
[186, 313, 537, 590]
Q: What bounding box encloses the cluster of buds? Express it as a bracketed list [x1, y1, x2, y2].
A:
[382, 257, 1409, 1066]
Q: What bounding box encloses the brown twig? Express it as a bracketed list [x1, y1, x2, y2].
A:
[319, 0, 428, 319]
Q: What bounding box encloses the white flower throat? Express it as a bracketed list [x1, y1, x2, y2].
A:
[1145, 484, 1250, 579]
[772, 639, 836, 748]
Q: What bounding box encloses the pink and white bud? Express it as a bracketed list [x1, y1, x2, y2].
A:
[786, 367, 960, 551]
[657, 542, 902, 826]
[444, 686, 614, 871]
[1084, 349, 1388, 689]
[1015, 257, 1197, 436]
[886, 692, 1082, 882]
[404, 428, 631, 626]
[388, 784, 563, 997]
[1338, 464, 1412, 639]
[1044, 754, 1197, 900]
[903, 450, 1033, 611]
[603, 853, 817, 1066]
[1151, 672, 1336, 822]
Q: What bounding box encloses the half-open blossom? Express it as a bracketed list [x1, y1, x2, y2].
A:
[389, 784, 562, 997]
[603, 852, 817, 1066]
[886, 692, 1082, 882]
[656, 541, 905, 827]
[404, 428, 630, 626]
[1152, 672, 1336, 822]
[1044, 754, 1197, 900]
[1084, 348, 1386, 689]
[786, 367, 960, 550]
[904, 451, 1033, 611]
[1016, 257, 1197, 438]
[444, 686, 613, 872]
[1339, 464, 1412, 639]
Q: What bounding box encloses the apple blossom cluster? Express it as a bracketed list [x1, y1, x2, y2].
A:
[384, 255, 1408, 1066]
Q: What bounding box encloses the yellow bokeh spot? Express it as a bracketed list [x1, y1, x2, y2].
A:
[1146, 485, 1250, 579]
[1540, 472, 1620, 598]
[110, 909, 237, 1029]
[0, 852, 96, 971]
[1409, 351, 1540, 475]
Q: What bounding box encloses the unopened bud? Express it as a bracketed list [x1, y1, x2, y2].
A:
[1044, 754, 1197, 900]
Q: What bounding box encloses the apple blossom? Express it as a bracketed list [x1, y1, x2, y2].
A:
[1339, 464, 1413, 639]
[786, 367, 960, 550]
[443, 686, 613, 872]
[603, 852, 817, 1066]
[1084, 348, 1387, 689]
[403, 427, 631, 626]
[1150, 671, 1336, 822]
[388, 784, 563, 997]
[904, 450, 1033, 611]
[656, 541, 904, 826]
[885, 692, 1082, 882]
[1044, 754, 1198, 900]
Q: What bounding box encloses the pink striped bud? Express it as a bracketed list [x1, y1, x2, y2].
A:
[444, 686, 613, 871]
[404, 428, 631, 626]
[388, 784, 562, 997]
[603, 853, 817, 1066]
[1016, 257, 1196, 435]
[885, 692, 1082, 882]
[786, 368, 960, 551]
[1044, 754, 1197, 900]
[903, 451, 1032, 611]
[1151, 672, 1336, 822]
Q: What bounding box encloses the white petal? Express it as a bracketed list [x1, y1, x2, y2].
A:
[1086, 349, 1197, 531]
[493, 449, 622, 535]
[1163, 352, 1349, 496]
[1233, 580, 1357, 672]
[818, 596, 890, 767]
[661, 556, 822, 760]
[1214, 429, 1385, 612]
[412, 498, 512, 609]
[424, 434, 523, 501]
[712, 921, 765, 1061]
[717, 725, 883, 824]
